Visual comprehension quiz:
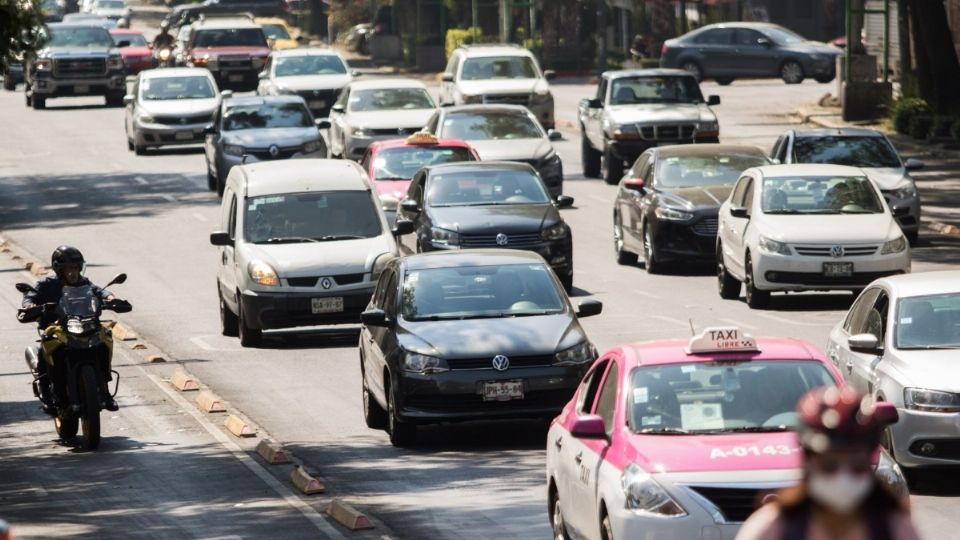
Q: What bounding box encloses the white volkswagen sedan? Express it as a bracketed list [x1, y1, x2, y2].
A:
[716, 164, 910, 309]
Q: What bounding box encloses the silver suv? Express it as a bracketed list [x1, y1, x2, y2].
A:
[439, 44, 555, 129]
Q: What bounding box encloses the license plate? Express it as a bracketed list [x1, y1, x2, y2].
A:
[74, 85, 89, 93]
[823, 262, 853, 277]
[308, 100, 326, 109]
[175, 131, 193, 140]
[311, 297, 343, 314]
[481, 380, 524, 402]
[228, 74, 244, 82]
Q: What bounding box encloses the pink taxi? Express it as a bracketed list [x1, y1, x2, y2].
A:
[545, 327, 907, 540]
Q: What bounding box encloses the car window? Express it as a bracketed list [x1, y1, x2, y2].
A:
[373, 146, 475, 180]
[382, 271, 398, 316]
[427, 169, 550, 206]
[243, 191, 382, 243]
[141, 76, 215, 100]
[47, 26, 114, 47]
[759, 175, 884, 214]
[692, 28, 734, 45]
[594, 362, 620, 433]
[627, 153, 650, 181]
[730, 175, 751, 206]
[193, 28, 267, 48]
[771, 135, 785, 160]
[334, 87, 349, 108]
[372, 270, 391, 308]
[656, 153, 768, 188]
[261, 23, 290, 40]
[791, 136, 901, 169]
[596, 78, 607, 101]
[227, 193, 237, 240]
[895, 292, 960, 350]
[409, 173, 425, 204]
[609, 76, 704, 105]
[735, 28, 766, 46]
[760, 25, 806, 46]
[460, 55, 539, 80]
[223, 102, 313, 130]
[844, 288, 882, 334]
[444, 53, 460, 77]
[862, 292, 890, 344]
[440, 111, 543, 140]
[274, 55, 347, 76]
[577, 359, 611, 414]
[112, 33, 147, 46]
[348, 87, 435, 111]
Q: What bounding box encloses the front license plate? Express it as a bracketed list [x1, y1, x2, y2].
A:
[308, 100, 326, 109]
[175, 131, 193, 140]
[311, 297, 343, 314]
[74, 85, 89, 93]
[228, 74, 244, 82]
[482, 380, 524, 402]
[823, 262, 853, 277]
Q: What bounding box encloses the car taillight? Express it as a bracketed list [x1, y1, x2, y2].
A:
[281, 1, 289, 11]
[661, 43, 669, 55]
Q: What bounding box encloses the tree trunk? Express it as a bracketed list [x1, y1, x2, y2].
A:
[908, 0, 960, 113]
[897, 0, 911, 76]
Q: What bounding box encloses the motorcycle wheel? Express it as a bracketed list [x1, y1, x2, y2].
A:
[79, 364, 101, 450]
[54, 415, 79, 439]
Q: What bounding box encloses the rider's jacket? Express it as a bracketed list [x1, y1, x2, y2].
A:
[21, 276, 111, 327]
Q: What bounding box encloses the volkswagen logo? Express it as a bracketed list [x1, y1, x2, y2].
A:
[495, 233, 509, 246]
[179, 117, 188, 125]
[320, 277, 333, 289]
[830, 245, 844, 258]
[492, 355, 510, 371]
[268, 144, 280, 158]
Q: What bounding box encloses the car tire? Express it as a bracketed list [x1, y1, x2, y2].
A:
[134, 141, 146, 155]
[906, 230, 919, 246]
[744, 253, 770, 309]
[362, 362, 387, 430]
[642, 225, 661, 274]
[815, 75, 835, 84]
[681, 60, 703, 82]
[551, 490, 571, 540]
[600, 513, 615, 540]
[715, 76, 734, 86]
[386, 381, 415, 447]
[105, 94, 124, 107]
[717, 243, 741, 300]
[603, 143, 623, 185]
[581, 131, 601, 179]
[31, 95, 46, 110]
[216, 170, 226, 197]
[127, 138, 134, 151]
[237, 300, 262, 347]
[3, 77, 15, 91]
[780, 60, 804, 84]
[219, 287, 239, 337]
[559, 272, 573, 294]
[614, 212, 638, 265]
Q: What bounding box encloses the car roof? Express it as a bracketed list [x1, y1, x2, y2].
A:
[872, 271, 960, 298]
[604, 68, 695, 79]
[698, 22, 786, 31]
[621, 337, 822, 367]
[49, 21, 110, 28]
[194, 17, 259, 29]
[347, 78, 427, 90]
[372, 138, 475, 151]
[239, 160, 369, 197]
[654, 143, 768, 159]
[254, 17, 287, 24]
[791, 128, 886, 138]
[270, 47, 340, 58]
[403, 249, 548, 271]
[140, 67, 214, 79]
[441, 104, 531, 114]
[752, 163, 865, 178]
[423, 161, 536, 176]
[457, 44, 535, 57]
[223, 94, 304, 106]
[109, 28, 142, 34]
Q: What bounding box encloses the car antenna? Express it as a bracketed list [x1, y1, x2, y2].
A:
[688, 318, 696, 336]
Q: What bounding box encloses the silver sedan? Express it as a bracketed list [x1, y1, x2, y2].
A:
[124, 68, 219, 155]
[827, 270, 960, 472]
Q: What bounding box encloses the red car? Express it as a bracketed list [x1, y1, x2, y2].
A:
[109, 29, 156, 75]
[359, 133, 480, 223]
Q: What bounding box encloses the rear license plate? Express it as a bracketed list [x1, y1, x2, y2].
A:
[175, 131, 193, 140]
[311, 297, 343, 314]
[228, 74, 244, 82]
[823, 262, 853, 277]
[74, 85, 89, 93]
[481, 380, 524, 402]
[308, 100, 326, 109]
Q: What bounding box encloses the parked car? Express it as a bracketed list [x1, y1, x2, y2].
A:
[2, 58, 24, 91]
[184, 15, 272, 91]
[124, 68, 219, 155]
[62, 12, 115, 27]
[661, 22, 842, 85]
[579, 69, 721, 184]
[41, 0, 64, 22]
[89, 0, 125, 20]
[716, 164, 911, 309]
[255, 17, 301, 49]
[344, 22, 372, 55]
[613, 144, 770, 272]
[256, 48, 352, 119]
[439, 43, 556, 129]
[359, 249, 602, 446]
[772, 128, 924, 245]
[423, 104, 564, 197]
[109, 29, 156, 74]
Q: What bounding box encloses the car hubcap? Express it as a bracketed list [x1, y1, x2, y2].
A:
[784, 63, 801, 81]
[553, 499, 565, 540]
[613, 216, 623, 254]
[683, 63, 700, 79]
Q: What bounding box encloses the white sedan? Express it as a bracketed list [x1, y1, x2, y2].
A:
[256, 48, 352, 120]
[716, 164, 910, 309]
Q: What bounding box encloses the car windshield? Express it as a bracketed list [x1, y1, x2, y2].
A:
[760, 175, 884, 214]
[609, 76, 704, 105]
[59, 285, 99, 318]
[629, 361, 836, 434]
[401, 263, 565, 321]
[223, 102, 312, 130]
[193, 28, 267, 48]
[261, 23, 290, 39]
[244, 191, 381, 243]
[348, 88, 435, 111]
[657, 153, 769, 188]
[275, 54, 347, 76]
[460, 55, 539, 80]
[113, 33, 147, 46]
[141, 76, 215, 100]
[761, 25, 807, 45]
[47, 26, 114, 47]
[440, 111, 542, 140]
[427, 169, 549, 206]
[896, 293, 960, 349]
[373, 146, 475, 180]
[792, 136, 902, 169]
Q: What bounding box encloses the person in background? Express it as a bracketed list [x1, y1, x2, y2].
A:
[630, 33, 648, 62]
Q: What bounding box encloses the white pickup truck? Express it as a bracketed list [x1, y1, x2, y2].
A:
[578, 68, 721, 184]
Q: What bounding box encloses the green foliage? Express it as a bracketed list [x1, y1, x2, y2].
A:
[908, 115, 933, 140]
[522, 36, 542, 59]
[640, 58, 661, 69]
[444, 27, 496, 58]
[331, 2, 371, 42]
[890, 98, 931, 134]
[0, 0, 47, 69]
[931, 116, 957, 138]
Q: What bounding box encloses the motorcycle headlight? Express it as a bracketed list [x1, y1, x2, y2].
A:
[460, 93, 483, 104]
[881, 236, 907, 255]
[621, 464, 686, 517]
[303, 139, 323, 154]
[248, 260, 280, 286]
[430, 227, 460, 246]
[372, 252, 396, 280]
[66, 318, 85, 335]
[890, 182, 917, 200]
[758, 235, 791, 255]
[611, 124, 641, 140]
[224, 143, 245, 156]
[34, 59, 53, 71]
[107, 55, 123, 70]
[351, 126, 374, 137]
[655, 206, 694, 222]
[904, 387, 960, 412]
[402, 352, 449, 374]
[554, 341, 596, 366]
[874, 448, 909, 500]
[540, 222, 568, 241]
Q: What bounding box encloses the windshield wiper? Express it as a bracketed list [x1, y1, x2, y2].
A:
[763, 209, 800, 214]
[899, 345, 960, 350]
[260, 236, 320, 244]
[314, 235, 365, 241]
[638, 427, 689, 434]
[713, 426, 790, 433]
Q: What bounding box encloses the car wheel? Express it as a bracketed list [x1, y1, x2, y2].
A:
[127, 138, 134, 151]
[717, 243, 741, 300]
[780, 60, 804, 84]
[603, 143, 623, 185]
[643, 225, 661, 274]
[715, 76, 734, 86]
[681, 61, 703, 82]
[386, 381, 415, 447]
[614, 212, 638, 265]
[361, 360, 387, 429]
[134, 141, 146, 155]
[551, 490, 571, 540]
[216, 169, 226, 197]
[3, 77, 15, 91]
[237, 300, 262, 347]
[744, 253, 770, 309]
[581, 130, 601, 178]
[105, 93, 124, 107]
[906, 230, 919, 246]
[815, 75, 835, 84]
[219, 287, 239, 337]
[559, 272, 573, 294]
[600, 513, 614, 540]
[31, 95, 46, 110]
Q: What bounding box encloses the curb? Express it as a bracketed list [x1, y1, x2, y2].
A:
[196, 390, 227, 413]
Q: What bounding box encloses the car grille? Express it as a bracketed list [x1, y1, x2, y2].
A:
[460, 232, 542, 248]
[691, 217, 718, 236]
[152, 113, 213, 125]
[765, 270, 904, 286]
[246, 145, 303, 160]
[54, 57, 106, 77]
[448, 354, 555, 370]
[369, 127, 422, 136]
[286, 273, 365, 287]
[219, 56, 252, 69]
[639, 124, 696, 141]
[687, 486, 767, 523]
[296, 89, 338, 115]
[482, 93, 530, 106]
[792, 244, 879, 257]
[404, 388, 571, 413]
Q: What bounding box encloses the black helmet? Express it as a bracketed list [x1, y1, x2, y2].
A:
[51, 246, 85, 277]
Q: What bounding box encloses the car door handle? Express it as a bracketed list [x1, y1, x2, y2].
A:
[574, 451, 582, 465]
[846, 360, 854, 372]
[554, 436, 562, 450]
[221, 252, 228, 265]
[828, 351, 839, 364]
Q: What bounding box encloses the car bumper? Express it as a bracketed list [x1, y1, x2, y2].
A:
[32, 73, 126, 97]
[889, 407, 960, 467]
[752, 250, 910, 291]
[652, 219, 717, 263]
[134, 121, 210, 146]
[346, 133, 421, 160]
[608, 507, 740, 540]
[882, 193, 921, 234]
[424, 238, 573, 279]
[240, 286, 375, 330]
[211, 69, 259, 91]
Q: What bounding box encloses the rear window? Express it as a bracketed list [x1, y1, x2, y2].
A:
[275, 54, 346, 76]
[373, 146, 474, 180]
[193, 28, 267, 48]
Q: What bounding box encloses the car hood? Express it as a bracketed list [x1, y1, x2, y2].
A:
[428, 203, 555, 233]
[138, 98, 219, 116]
[243, 235, 394, 277]
[659, 185, 732, 211]
[347, 109, 434, 130]
[783, 41, 842, 56]
[757, 213, 900, 243]
[457, 79, 541, 95]
[119, 46, 151, 57]
[42, 47, 115, 57]
[628, 432, 803, 473]
[275, 74, 352, 92]
[373, 179, 412, 201]
[890, 349, 960, 392]
[861, 167, 909, 190]
[191, 46, 271, 57]
[466, 138, 552, 161]
[398, 313, 583, 359]
[223, 127, 320, 146]
[605, 103, 714, 124]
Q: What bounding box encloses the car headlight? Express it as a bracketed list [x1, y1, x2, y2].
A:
[303, 139, 323, 154]
[34, 59, 52, 71]
[904, 388, 960, 412]
[460, 93, 483, 104]
[351, 126, 374, 137]
[698, 120, 719, 134]
[107, 55, 123, 70]
[654, 206, 694, 222]
[874, 448, 909, 500]
[248, 260, 280, 286]
[252, 56, 266, 69]
[531, 89, 551, 103]
[136, 113, 156, 124]
[275, 85, 296, 95]
[540, 222, 568, 241]
[554, 341, 596, 366]
[611, 124, 641, 140]
[224, 143, 245, 157]
[539, 151, 562, 169]
[430, 227, 460, 246]
[881, 236, 907, 255]
[402, 352, 449, 374]
[890, 182, 917, 200]
[621, 464, 686, 517]
[372, 252, 395, 280]
[758, 235, 791, 255]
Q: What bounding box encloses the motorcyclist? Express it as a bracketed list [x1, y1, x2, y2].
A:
[151, 20, 175, 51]
[18, 246, 119, 413]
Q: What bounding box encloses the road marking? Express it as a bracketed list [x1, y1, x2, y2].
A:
[190, 335, 244, 352]
[755, 311, 829, 327]
[161, 194, 177, 203]
[133, 176, 148, 185]
[719, 317, 756, 330]
[192, 212, 209, 222]
[588, 194, 610, 204]
[651, 314, 690, 328]
[632, 289, 661, 299]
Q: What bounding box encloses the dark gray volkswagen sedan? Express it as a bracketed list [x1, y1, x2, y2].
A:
[358, 250, 602, 446]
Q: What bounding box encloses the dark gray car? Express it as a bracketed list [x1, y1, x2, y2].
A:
[660, 22, 841, 85]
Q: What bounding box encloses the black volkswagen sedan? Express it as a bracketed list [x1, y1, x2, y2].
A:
[613, 144, 769, 273]
[660, 22, 841, 85]
[358, 250, 602, 446]
[397, 161, 575, 291]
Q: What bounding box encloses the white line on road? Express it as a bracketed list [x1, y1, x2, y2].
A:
[192, 212, 209, 222]
[756, 311, 829, 327]
[719, 317, 756, 329]
[632, 289, 661, 299]
[161, 194, 177, 203]
[133, 176, 148, 185]
[189, 335, 244, 352]
[651, 314, 691, 328]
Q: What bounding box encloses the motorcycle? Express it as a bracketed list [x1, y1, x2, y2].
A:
[16, 273, 132, 450]
[153, 45, 174, 68]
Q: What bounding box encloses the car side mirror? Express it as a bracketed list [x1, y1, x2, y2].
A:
[707, 95, 721, 106]
[769, 157, 781, 165]
[315, 118, 330, 130]
[350, 69, 362, 78]
[258, 71, 267, 80]
[392, 219, 415, 236]
[904, 158, 924, 171]
[209, 231, 233, 246]
[555, 195, 574, 208]
[547, 129, 563, 141]
[848, 333, 881, 355]
[399, 198, 420, 213]
[587, 98, 603, 109]
[15, 282, 37, 294]
[331, 104, 345, 114]
[543, 69, 556, 81]
[116, 40, 130, 48]
[570, 414, 607, 439]
[220, 90, 234, 99]
[730, 206, 749, 219]
[360, 308, 388, 327]
[441, 73, 454, 83]
[873, 402, 899, 426]
[576, 299, 603, 318]
[105, 273, 127, 288]
[623, 177, 645, 193]
[757, 37, 773, 48]
[204, 124, 217, 135]
[123, 94, 134, 105]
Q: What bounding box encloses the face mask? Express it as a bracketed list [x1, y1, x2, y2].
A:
[807, 471, 873, 514]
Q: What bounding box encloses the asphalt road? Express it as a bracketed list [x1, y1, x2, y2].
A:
[1, 76, 959, 539]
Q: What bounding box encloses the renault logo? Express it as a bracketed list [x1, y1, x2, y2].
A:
[495, 233, 509, 246]
[320, 277, 333, 289]
[492, 355, 510, 371]
[268, 144, 280, 158]
[830, 245, 844, 258]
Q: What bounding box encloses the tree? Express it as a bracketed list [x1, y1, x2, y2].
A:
[907, 0, 960, 113]
[0, 0, 46, 69]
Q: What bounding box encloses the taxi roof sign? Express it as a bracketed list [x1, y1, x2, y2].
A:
[685, 327, 759, 354]
[405, 132, 439, 145]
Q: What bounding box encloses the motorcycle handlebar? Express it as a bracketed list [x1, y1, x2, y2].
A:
[104, 299, 133, 313]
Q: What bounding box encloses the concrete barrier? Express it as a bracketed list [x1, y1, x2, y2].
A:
[289, 466, 325, 495]
[169, 368, 199, 391]
[224, 414, 256, 437]
[146, 355, 165, 363]
[112, 322, 137, 341]
[255, 439, 290, 464]
[326, 499, 374, 530]
[196, 390, 226, 413]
